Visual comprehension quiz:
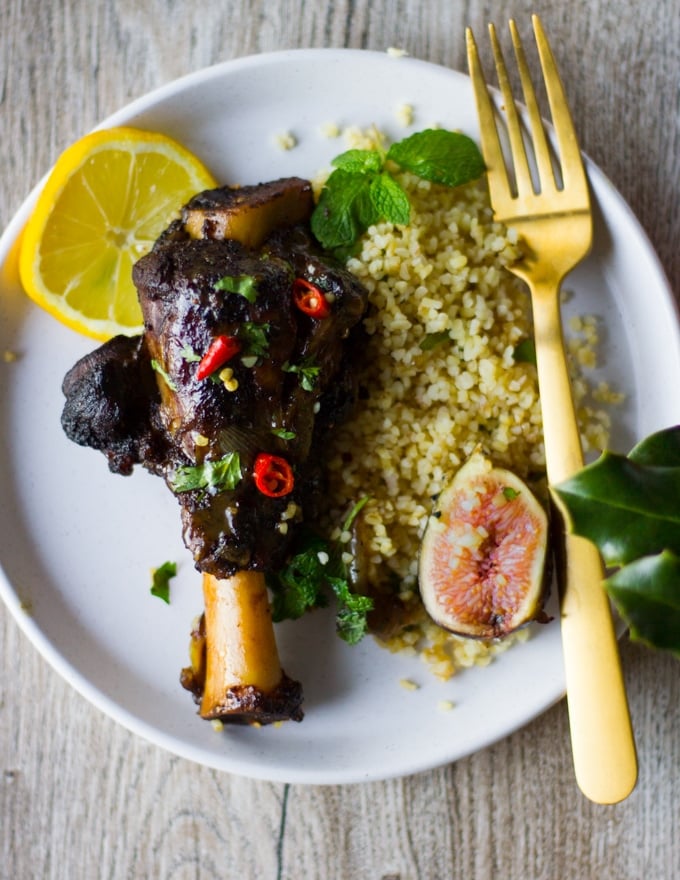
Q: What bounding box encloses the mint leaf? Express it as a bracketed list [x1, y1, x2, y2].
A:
[214, 274, 258, 303]
[369, 173, 410, 226]
[150, 560, 177, 604]
[331, 149, 383, 174]
[387, 129, 485, 187]
[311, 128, 487, 252]
[170, 452, 242, 493]
[311, 169, 368, 250]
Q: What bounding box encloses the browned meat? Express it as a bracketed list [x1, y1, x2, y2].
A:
[60, 177, 369, 725]
[62, 211, 367, 578]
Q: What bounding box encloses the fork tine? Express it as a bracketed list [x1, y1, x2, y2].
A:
[530, 15, 588, 198]
[508, 19, 556, 194]
[487, 23, 534, 200]
[465, 27, 514, 214]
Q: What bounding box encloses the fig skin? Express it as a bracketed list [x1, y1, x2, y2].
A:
[418, 453, 550, 640]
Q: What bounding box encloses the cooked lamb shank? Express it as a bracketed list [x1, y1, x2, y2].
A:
[61, 178, 368, 724]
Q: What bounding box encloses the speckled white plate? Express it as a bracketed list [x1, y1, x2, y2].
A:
[1, 49, 679, 784]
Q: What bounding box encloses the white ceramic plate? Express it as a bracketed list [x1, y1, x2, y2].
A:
[1, 49, 679, 784]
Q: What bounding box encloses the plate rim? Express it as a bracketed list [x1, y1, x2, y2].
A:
[1, 46, 679, 784]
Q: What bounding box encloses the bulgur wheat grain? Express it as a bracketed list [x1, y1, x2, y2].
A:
[319, 129, 615, 679]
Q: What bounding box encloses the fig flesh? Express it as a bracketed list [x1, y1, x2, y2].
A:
[419, 453, 549, 639]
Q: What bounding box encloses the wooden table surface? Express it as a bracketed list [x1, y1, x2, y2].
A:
[2, 1, 679, 878]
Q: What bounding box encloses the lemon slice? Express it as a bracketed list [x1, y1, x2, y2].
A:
[19, 126, 218, 340]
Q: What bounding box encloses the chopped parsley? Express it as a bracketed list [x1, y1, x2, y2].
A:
[214, 274, 259, 303]
[513, 338, 537, 366]
[178, 343, 201, 363]
[239, 321, 270, 358]
[169, 452, 242, 493]
[150, 561, 177, 604]
[283, 358, 321, 391]
[502, 487, 520, 501]
[271, 427, 296, 440]
[267, 496, 373, 645]
[150, 359, 178, 391]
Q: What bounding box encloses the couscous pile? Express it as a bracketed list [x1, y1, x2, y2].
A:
[319, 128, 614, 679]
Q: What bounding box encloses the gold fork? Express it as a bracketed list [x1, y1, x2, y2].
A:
[466, 15, 637, 804]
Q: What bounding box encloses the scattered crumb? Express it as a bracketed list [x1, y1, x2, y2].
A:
[396, 103, 414, 126]
[211, 719, 224, 733]
[399, 678, 420, 691]
[437, 699, 455, 712]
[592, 381, 625, 405]
[3, 350, 18, 363]
[273, 721, 284, 729]
[387, 47, 409, 58]
[19, 597, 33, 614]
[319, 122, 341, 139]
[274, 131, 297, 151]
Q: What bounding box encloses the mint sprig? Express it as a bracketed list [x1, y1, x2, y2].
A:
[311, 129, 485, 251]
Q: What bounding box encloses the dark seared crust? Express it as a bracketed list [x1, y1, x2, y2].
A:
[180, 635, 304, 727]
[202, 675, 304, 725]
[61, 335, 167, 476]
[62, 186, 369, 579]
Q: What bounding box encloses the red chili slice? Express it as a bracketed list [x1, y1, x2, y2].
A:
[195, 335, 241, 381]
[253, 453, 295, 498]
[292, 278, 330, 318]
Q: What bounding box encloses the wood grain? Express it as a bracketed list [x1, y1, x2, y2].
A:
[2, 1, 679, 878]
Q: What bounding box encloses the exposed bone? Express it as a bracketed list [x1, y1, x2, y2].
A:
[183, 177, 314, 248]
[197, 572, 303, 724]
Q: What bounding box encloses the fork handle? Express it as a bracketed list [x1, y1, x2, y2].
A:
[532, 285, 638, 804]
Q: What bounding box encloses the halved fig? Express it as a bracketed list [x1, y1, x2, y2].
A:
[418, 453, 549, 639]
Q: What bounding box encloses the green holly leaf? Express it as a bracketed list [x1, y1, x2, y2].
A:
[554, 452, 680, 566]
[628, 424, 680, 466]
[606, 551, 680, 658]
